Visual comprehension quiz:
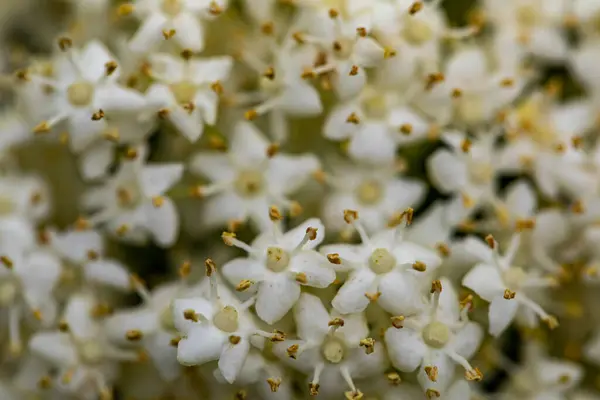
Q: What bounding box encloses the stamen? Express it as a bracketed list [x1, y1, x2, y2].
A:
[309, 362, 325, 395]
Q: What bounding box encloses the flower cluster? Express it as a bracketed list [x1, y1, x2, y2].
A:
[0, 0, 599, 399]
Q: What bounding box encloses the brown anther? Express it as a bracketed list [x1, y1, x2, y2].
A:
[32, 309, 43, 321]
[244, 109, 258, 120]
[391, 315, 405, 329]
[309, 383, 320, 396]
[15, 69, 30, 81]
[117, 4, 134, 16]
[162, 29, 176, 39]
[263, 66, 276, 80]
[104, 61, 118, 76]
[386, 371, 402, 385]
[266, 143, 280, 158]
[261, 22, 275, 35]
[412, 261, 427, 272]
[365, 291, 381, 302]
[182, 102, 195, 114]
[170, 336, 181, 347]
[235, 390, 247, 400]
[503, 289, 516, 299]
[356, 27, 368, 37]
[33, 121, 51, 134]
[426, 389, 441, 399]
[485, 234, 495, 249]
[58, 320, 69, 332]
[205, 258, 216, 276]
[402, 207, 414, 225]
[409, 1, 423, 15]
[126, 329, 144, 341]
[424, 366, 438, 382]
[349, 65, 359, 76]
[179, 260, 191, 278]
[124, 147, 138, 159]
[103, 128, 120, 142]
[180, 49, 193, 60]
[287, 344, 299, 359]
[301, 67, 315, 79]
[306, 227, 318, 241]
[208, 1, 223, 15]
[157, 108, 170, 119]
[346, 112, 360, 124]
[183, 309, 198, 322]
[1, 255, 13, 269]
[435, 242, 451, 257]
[235, 279, 254, 292]
[515, 218, 535, 231]
[221, 231, 237, 246]
[269, 205, 283, 221]
[295, 272, 308, 284]
[328, 317, 345, 327]
[571, 200, 585, 214]
[91, 303, 113, 318]
[345, 390, 364, 400]
[359, 337, 375, 354]
[460, 294, 474, 311]
[38, 375, 53, 389]
[116, 224, 130, 236]
[152, 196, 165, 208]
[554, 142, 566, 153]
[208, 81, 223, 96]
[571, 135, 583, 149]
[430, 280, 442, 294]
[57, 37, 73, 51]
[87, 249, 99, 260]
[229, 335, 241, 345]
[292, 31, 306, 44]
[543, 315, 559, 330]
[343, 209, 359, 223]
[327, 253, 341, 265]
[289, 201, 303, 217]
[328, 8, 339, 18]
[270, 330, 286, 342]
[500, 78, 514, 87]
[383, 47, 397, 58]
[399, 123, 413, 135]
[460, 138, 472, 153]
[452, 88, 463, 98]
[465, 367, 483, 381]
[266, 377, 282, 392]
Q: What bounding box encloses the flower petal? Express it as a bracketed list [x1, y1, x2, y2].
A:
[177, 324, 226, 366]
[29, 332, 77, 367]
[143, 198, 179, 247]
[331, 267, 377, 314]
[378, 270, 426, 315]
[385, 327, 426, 372]
[462, 263, 504, 302]
[294, 293, 330, 343]
[289, 251, 335, 288]
[83, 258, 132, 290]
[488, 295, 519, 337]
[255, 273, 301, 324]
[173, 13, 205, 52]
[218, 337, 251, 383]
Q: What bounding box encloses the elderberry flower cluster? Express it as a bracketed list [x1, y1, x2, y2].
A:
[0, 0, 599, 399]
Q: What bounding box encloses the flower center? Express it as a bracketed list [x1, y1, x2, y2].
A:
[356, 180, 383, 205]
[322, 337, 345, 364]
[455, 95, 486, 125]
[0, 280, 18, 306]
[78, 340, 104, 364]
[67, 81, 95, 107]
[259, 76, 281, 94]
[116, 184, 143, 208]
[515, 5, 539, 27]
[369, 248, 396, 274]
[468, 161, 494, 185]
[170, 81, 196, 105]
[213, 306, 239, 333]
[266, 247, 290, 272]
[503, 266, 527, 291]
[402, 17, 433, 45]
[161, 0, 182, 16]
[233, 170, 265, 197]
[422, 321, 450, 348]
[362, 94, 389, 119]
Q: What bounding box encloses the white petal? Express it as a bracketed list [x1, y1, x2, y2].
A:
[200, 192, 247, 229]
[427, 149, 468, 193]
[279, 217, 325, 250]
[129, 14, 168, 53]
[20, 251, 61, 303]
[104, 308, 159, 345]
[378, 270, 426, 315]
[488, 295, 519, 337]
[353, 37, 384, 67]
[334, 311, 369, 347]
[505, 180, 537, 219]
[345, 342, 388, 379]
[173, 13, 205, 52]
[84, 258, 131, 289]
[462, 237, 495, 265]
[348, 122, 396, 164]
[189, 153, 236, 182]
[79, 142, 113, 181]
[388, 106, 430, 144]
[172, 297, 214, 334]
[294, 293, 330, 343]
[266, 154, 320, 196]
[189, 56, 234, 83]
[147, 330, 182, 381]
[385, 327, 426, 372]
[168, 107, 204, 142]
[79, 40, 116, 82]
[29, 332, 77, 366]
[529, 27, 568, 61]
[417, 350, 454, 393]
[141, 163, 184, 197]
[445, 381, 471, 400]
[148, 53, 185, 83]
[222, 258, 267, 286]
[323, 102, 360, 140]
[67, 108, 105, 151]
[63, 294, 98, 339]
[334, 61, 366, 100]
[218, 338, 251, 383]
[177, 325, 226, 365]
[450, 321, 483, 360]
[194, 90, 219, 125]
[230, 121, 269, 167]
[538, 359, 583, 390]
[462, 263, 504, 302]
[255, 274, 301, 324]
[381, 178, 426, 213]
[50, 229, 103, 263]
[393, 241, 442, 270]
[278, 82, 322, 115]
[331, 267, 377, 314]
[143, 198, 179, 247]
[289, 251, 336, 288]
[95, 85, 147, 112]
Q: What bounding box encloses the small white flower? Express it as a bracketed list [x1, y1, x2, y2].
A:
[0, 174, 51, 222]
[321, 210, 442, 315]
[462, 233, 559, 336]
[127, 0, 226, 53]
[146, 52, 233, 142]
[30, 40, 147, 152]
[29, 294, 142, 399]
[190, 121, 320, 231]
[321, 162, 426, 234]
[273, 293, 387, 398]
[84, 146, 183, 247]
[222, 217, 334, 324]
[385, 279, 483, 395]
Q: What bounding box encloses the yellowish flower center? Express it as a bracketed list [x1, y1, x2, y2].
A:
[422, 321, 450, 348]
[67, 81, 95, 107]
[356, 180, 383, 205]
[402, 17, 434, 45]
[266, 247, 290, 272]
[78, 340, 104, 364]
[234, 170, 265, 197]
[322, 337, 345, 364]
[161, 0, 182, 16]
[213, 306, 239, 333]
[170, 81, 197, 105]
[369, 248, 396, 274]
[503, 266, 527, 291]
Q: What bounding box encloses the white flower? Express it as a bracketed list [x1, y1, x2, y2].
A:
[320, 210, 442, 315]
[46, 227, 131, 292]
[127, 0, 226, 53]
[0, 174, 51, 222]
[427, 130, 500, 214]
[384, 279, 483, 395]
[222, 217, 334, 324]
[321, 162, 426, 234]
[29, 294, 142, 399]
[324, 84, 432, 163]
[30, 40, 147, 152]
[172, 265, 271, 383]
[190, 121, 320, 231]
[146, 52, 233, 142]
[462, 234, 559, 336]
[273, 293, 387, 398]
[0, 355, 57, 400]
[84, 147, 183, 247]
